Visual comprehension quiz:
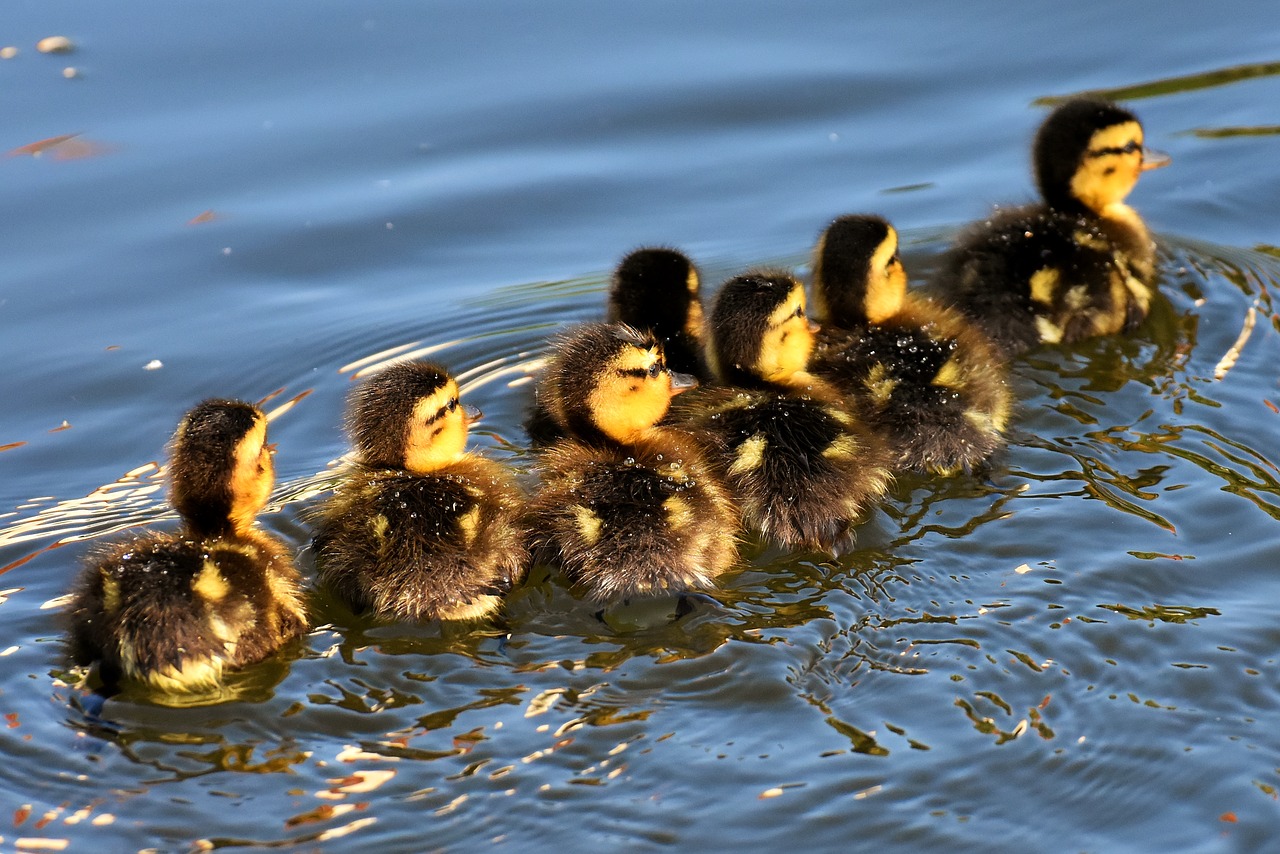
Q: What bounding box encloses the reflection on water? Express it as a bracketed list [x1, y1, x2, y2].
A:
[5, 237, 1280, 850]
[1060, 60, 1280, 103]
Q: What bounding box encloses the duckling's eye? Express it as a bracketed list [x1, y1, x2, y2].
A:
[792, 305, 805, 320]
[647, 362, 662, 379]
[1123, 140, 1140, 154]
[447, 397, 459, 413]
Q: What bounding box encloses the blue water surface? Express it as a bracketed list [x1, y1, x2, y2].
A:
[2, 1, 1280, 850]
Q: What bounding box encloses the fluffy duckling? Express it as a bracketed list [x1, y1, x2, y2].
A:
[608, 247, 710, 381]
[530, 322, 739, 604]
[670, 271, 892, 552]
[65, 400, 308, 694]
[526, 247, 710, 447]
[313, 361, 529, 622]
[810, 214, 1013, 475]
[932, 97, 1170, 355]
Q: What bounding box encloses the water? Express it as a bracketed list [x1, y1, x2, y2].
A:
[3, 0, 1280, 850]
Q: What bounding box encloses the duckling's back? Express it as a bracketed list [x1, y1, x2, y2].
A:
[933, 204, 1142, 356]
[671, 386, 890, 552]
[315, 457, 529, 622]
[532, 431, 738, 602]
[67, 531, 306, 692]
[812, 298, 1012, 474]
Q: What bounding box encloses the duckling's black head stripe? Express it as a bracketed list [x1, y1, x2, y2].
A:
[618, 359, 665, 379]
[423, 396, 460, 426]
[349, 360, 455, 468]
[1087, 140, 1141, 158]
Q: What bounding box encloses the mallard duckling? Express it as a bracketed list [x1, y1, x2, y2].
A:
[65, 400, 308, 694]
[608, 247, 710, 381]
[314, 361, 529, 622]
[810, 214, 1013, 475]
[526, 246, 710, 447]
[670, 271, 892, 551]
[932, 97, 1170, 355]
[530, 322, 739, 604]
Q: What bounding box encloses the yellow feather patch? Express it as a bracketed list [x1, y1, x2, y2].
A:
[963, 408, 995, 434]
[864, 362, 897, 405]
[369, 514, 390, 540]
[1073, 229, 1109, 251]
[147, 658, 225, 693]
[663, 495, 695, 530]
[822, 433, 860, 461]
[1123, 272, 1151, 311]
[573, 505, 603, 546]
[458, 505, 481, 546]
[932, 355, 964, 390]
[101, 572, 120, 616]
[1063, 285, 1090, 310]
[439, 594, 502, 622]
[1034, 316, 1064, 344]
[206, 613, 240, 645]
[729, 434, 767, 476]
[1029, 268, 1060, 306]
[193, 561, 230, 603]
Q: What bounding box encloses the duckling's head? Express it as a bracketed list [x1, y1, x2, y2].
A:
[349, 361, 474, 475]
[812, 214, 906, 327]
[544, 322, 695, 445]
[170, 399, 274, 538]
[708, 270, 817, 389]
[1034, 97, 1168, 215]
[608, 246, 704, 351]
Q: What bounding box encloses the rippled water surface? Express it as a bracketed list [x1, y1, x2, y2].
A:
[4, 1, 1280, 850]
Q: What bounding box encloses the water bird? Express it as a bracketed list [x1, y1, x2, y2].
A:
[529, 322, 740, 605]
[65, 399, 308, 694]
[810, 214, 1013, 474]
[931, 96, 1170, 355]
[313, 361, 529, 622]
[669, 270, 892, 551]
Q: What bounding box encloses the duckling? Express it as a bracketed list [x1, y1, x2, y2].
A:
[608, 247, 711, 381]
[525, 246, 711, 447]
[669, 271, 892, 552]
[932, 97, 1170, 355]
[809, 214, 1013, 475]
[529, 322, 739, 604]
[65, 400, 308, 694]
[313, 361, 529, 623]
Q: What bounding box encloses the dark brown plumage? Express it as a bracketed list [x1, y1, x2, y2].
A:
[671, 270, 892, 552]
[809, 214, 1013, 475]
[932, 97, 1168, 356]
[529, 322, 739, 603]
[313, 361, 529, 623]
[65, 399, 308, 694]
[608, 247, 710, 381]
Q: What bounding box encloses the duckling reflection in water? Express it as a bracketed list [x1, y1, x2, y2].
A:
[932, 97, 1170, 355]
[313, 361, 530, 623]
[669, 270, 892, 552]
[65, 400, 308, 695]
[810, 214, 1012, 475]
[529, 322, 740, 608]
